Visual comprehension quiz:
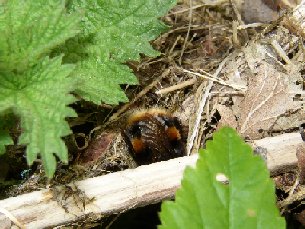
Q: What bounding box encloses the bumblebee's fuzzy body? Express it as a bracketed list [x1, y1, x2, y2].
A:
[122, 108, 187, 165]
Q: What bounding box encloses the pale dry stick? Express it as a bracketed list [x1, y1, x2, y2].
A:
[137, 57, 167, 69]
[105, 214, 121, 229]
[108, 68, 171, 123]
[155, 78, 197, 95]
[283, 147, 304, 208]
[167, 0, 227, 16]
[268, 2, 305, 40]
[167, 4, 204, 15]
[0, 132, 302, 228]
[230, 0, 249, 41]
[193, 119, 206, 154]
[187, 56, 230, 155]
[186, 83, 217, 156]
[178, 0, 193, 65]
[288, 177, 300, 197]
[0, 207, 25, 229]
[161, 24, 201, 35]
[0, 155, 199, 228]
[187, 82, 210, 156]
[168, 35, 181, 57]
[237, 23, 266, 29]
[230, 0, 243, 22]
[271, 39, 292, 65]
[197, 69, 246, 90]
[182, 68, 246, 90]
[232, 21, 240, 46]
[279, 181, 305, 214]
[210, 91, 245, 96]
[265, 51, 286, 67]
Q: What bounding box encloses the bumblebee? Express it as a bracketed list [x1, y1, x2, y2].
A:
[122, 108, 187, 165]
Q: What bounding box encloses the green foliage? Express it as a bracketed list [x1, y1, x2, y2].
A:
[0, 56, 77, 176]
[0, 0, 80, 72]
[0, 131, 12, 155]
[66, 0, 176, 104]
[159, 127, 285, 229]
[0, 113, 14, 155]
[0, 0, 79, 177]
[0, 0, 176, 177]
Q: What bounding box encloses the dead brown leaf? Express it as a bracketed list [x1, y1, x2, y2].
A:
[236, 62, 299, 138]
[218, 60, 303, 139]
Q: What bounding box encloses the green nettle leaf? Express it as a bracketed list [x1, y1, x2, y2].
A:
[0, 56, 76, 177]
[0, 114, 15, 154]
[0, 0, 177, 177]
[0, 131, 13, 155]
[74, 57, 137, 104]
[159, 127, 285, 229]
[0, 0, 80, 72]
[69, 0, 176, 105]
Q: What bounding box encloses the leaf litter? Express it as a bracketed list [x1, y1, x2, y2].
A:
[217, 41, 304, 139]
[3, 0, 305, 227]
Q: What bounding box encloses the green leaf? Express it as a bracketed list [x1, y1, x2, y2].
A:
[159, 127, 285, 229]
[74, 57, 137, 104]
[67, 0, 176, 105]
[0, 56, 76, 177]
[0, 113, 16, 155]
[72, 0, 175, 61]
[0, 130, 13, 155]
[0, 0, 80, 73]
